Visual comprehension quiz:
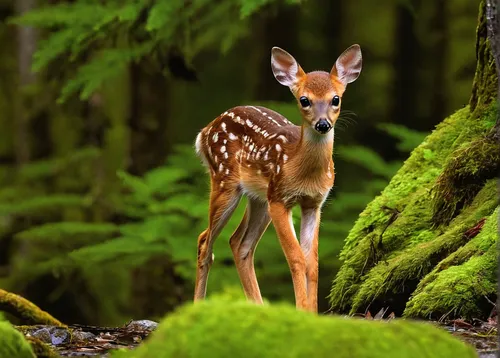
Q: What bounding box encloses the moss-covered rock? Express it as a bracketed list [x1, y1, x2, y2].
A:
[0, 321, 36, 358]
[328, 1, 499, 320]
[113, 299, 476, 358]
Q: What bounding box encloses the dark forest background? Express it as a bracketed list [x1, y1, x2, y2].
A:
[0, 0, 478, 325]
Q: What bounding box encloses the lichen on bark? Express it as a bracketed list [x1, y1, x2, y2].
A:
[328, 1, 499, 320]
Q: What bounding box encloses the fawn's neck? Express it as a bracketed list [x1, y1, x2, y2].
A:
[289, 125, 334, 177]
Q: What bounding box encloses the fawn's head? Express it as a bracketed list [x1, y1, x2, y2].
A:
[271, 45, 362, 135]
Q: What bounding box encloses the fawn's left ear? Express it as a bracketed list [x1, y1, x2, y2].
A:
[271, 47, 306, 90]
[331, 44, 362, 86]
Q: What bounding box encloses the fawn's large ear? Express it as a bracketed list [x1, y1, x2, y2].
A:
[331, 44, 362, 86]
[271, 47, 306, 89]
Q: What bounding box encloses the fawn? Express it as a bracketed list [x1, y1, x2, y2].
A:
[194, 45, 362, 312]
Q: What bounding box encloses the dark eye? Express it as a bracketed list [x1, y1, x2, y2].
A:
[299, 96, 311, 108]
[331, 95, 340, 107]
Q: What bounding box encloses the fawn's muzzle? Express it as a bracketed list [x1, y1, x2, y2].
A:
[314, 119, 332, 134]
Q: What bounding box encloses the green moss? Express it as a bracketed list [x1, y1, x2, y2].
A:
[330, 78, 498, 317]
[329, 106, 493, 312]
[415, 207, 498, 291]
[348, 180, 498, 314]
[432, 127, 499, 225]
[404, 243, 496, 318]
[0, 321, 35, 358]
[114, 299, 476, 358]
[339, 106, 481, 260]
[404, 207, 498, 318]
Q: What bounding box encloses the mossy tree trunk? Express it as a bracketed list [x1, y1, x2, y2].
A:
[328, 1, 499, 320]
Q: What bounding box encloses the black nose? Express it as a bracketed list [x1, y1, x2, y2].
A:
[315, 119, 331, 134]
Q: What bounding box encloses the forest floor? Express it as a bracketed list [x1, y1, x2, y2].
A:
[16, 312, 498, 357]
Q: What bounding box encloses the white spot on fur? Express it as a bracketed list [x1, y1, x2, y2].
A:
[264, 151, 269, 161]
[249, 144, 254, 151]
[221, 122, 227, 132]
[224, 152, 228, 159]
[283, 154, 288, 162]
[220, 146, 226, 153]
[268, 116, 281, 126]
[229, 133, 238, 140]
[246, 119, 253, 127]
[220, 181, 224, 188]
[227, 112, 235, 118]
[275, 144, 281, 152]
[214, 156, 218, 163]
[278, 135, 288, 143]
[219, 163, 223, 172]
[276, 165, 280, 174]
[257, 169, 262, 175]
[212, 133, 219, 143]
[225, 168, 230, 175]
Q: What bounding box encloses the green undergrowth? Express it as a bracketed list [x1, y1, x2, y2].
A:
[112, 298, 476, 358]
[0, 321, 35, 358]
[329, 102, 499, 318]
[404, 207, 498, 318]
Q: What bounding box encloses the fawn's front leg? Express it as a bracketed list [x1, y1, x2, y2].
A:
[300, 206, 321, 312]
[268, 201, 308, 310]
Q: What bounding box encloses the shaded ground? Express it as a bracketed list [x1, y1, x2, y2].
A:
[16, 312, 497, 357]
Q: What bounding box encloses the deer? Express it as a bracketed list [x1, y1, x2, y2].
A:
[194, 44, 362, 312]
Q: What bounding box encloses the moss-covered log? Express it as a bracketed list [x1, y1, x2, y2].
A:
[328, 1, 499, 320]
[0, 289, 63, 326]
[112, 298, 476, 358]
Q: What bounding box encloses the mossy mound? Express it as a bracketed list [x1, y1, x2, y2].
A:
[0, 321, 36, 358]
[328, 2, 499, 319]
[113, 299, 475, 358]
[329, 102, 498, 319]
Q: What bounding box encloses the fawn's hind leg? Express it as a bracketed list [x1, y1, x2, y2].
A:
[194, 184, 241, 301]
[230, 198, 270, 303]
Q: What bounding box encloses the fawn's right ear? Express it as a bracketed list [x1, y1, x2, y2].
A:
[271, 47, 306, 89]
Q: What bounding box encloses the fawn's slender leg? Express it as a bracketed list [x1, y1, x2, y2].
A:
[230, 198, 270, 303]
[300, 207, 321, 312]
[194, 185, 242, 301]
[268, 201, 308, 310]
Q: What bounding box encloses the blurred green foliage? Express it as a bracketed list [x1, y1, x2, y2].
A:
[0, 0, 475, 325]
[12, 0, 302, 103]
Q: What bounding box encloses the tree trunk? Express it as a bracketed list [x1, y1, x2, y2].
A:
[13, 0, 37, 166]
